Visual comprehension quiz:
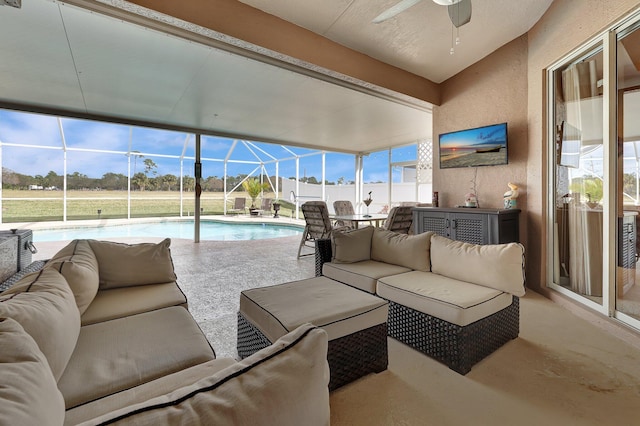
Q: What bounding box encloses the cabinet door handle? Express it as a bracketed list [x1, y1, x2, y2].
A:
[445, 219, 449, 228]
[452, 219, 457, 229]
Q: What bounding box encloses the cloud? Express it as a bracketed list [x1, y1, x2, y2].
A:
[0, 112, 61, 147]
[61, 118, 129, 151]
[1, 110, 401, 183]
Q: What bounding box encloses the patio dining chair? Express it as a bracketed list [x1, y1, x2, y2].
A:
[383, 205, 414, 234]
[298, 201, 347, 258]
[260, 198, 273, 215]
[228, 197, 246, 215]
[333, 200, 356, 229]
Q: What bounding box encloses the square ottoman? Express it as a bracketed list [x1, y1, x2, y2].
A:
[238, 276, 389, 390]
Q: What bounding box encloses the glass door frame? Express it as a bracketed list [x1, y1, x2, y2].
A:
[545, 34, 610, 316]
[545, 10, 640, 331]
[613, 17, 640, 329]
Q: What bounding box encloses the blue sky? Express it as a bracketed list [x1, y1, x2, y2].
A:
[0, 109, 416, 183]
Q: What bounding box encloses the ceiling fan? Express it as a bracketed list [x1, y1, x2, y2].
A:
[372, 0, 472, 28]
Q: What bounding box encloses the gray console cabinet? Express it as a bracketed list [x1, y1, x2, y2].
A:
[413, 207, 520, 244]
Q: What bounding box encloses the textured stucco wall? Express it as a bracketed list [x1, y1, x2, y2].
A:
[433, 0, 640, 292]
[433, 35, 529, 211]
[432, 35, 530, 280]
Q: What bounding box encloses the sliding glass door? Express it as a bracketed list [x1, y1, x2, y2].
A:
[548, 14, 640, 330]
[551, 44, 605, 309]
[615, 23, 640, 322]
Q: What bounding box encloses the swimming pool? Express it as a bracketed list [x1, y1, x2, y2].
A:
[32, 220, 303, 242]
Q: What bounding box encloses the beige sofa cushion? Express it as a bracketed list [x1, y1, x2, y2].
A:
[240, 276, 388, 342]
[323, 260, 411, 294]
[0, 268, 81, 381]
[371, 228, 433, 272]
[58, 306, 215, 409]
[377, 271, 513, 326]
[65, 358, 236, 426]
[83, 324, 330, 426]
[80, 282, 187, 326]
[0, 317, 65, 426]
[430, 234, 526, 296]
[331, 226, 374, 263]
[45, 239, 99, 314]
[88, 238, 177, 289]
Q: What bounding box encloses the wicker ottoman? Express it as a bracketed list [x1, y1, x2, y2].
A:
[238, 276, 389, 390]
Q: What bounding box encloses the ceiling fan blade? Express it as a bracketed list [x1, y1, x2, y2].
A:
[448, 0, 471, 28]
[372, 0, 423, 24]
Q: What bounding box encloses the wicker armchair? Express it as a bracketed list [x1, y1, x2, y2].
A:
[298, 201, 347, 258]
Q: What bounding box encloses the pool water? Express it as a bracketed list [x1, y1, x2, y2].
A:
[32, 220, 303, 242]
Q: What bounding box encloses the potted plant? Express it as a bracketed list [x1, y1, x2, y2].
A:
[272, 198, 281, 218]
[242, 178, 270, 215]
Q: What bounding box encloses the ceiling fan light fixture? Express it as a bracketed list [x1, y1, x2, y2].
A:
[0, 0, 21, 8]
[432, 0, 462, 5]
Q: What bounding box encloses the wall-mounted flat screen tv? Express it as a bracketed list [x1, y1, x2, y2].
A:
[439, 122, 508, 169]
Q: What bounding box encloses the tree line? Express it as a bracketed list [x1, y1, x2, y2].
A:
[2, 168, 270, 192]
[2, 160, 348, 192]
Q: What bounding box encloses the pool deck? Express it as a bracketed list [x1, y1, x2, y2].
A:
[0, 213, 307, 233]
[3, 213, 313, 359]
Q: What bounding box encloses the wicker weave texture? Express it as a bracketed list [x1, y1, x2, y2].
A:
[237, 312, 273, 359]
[387, 297, 519, 374]
[327, 322, 388, 390]
[237, 312, 388, 390]
[315, 239, 333, 277]
[454, 218, 484, 244]
[0, 260, 47, 293]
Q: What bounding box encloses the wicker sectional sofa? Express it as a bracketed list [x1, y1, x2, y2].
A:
[315, 226, 526, 374]
[1, 238, 330, 426]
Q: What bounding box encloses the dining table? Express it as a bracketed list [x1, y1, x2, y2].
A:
[331, 213, 388, 229]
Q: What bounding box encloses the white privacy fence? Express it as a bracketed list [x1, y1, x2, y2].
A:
[282, 179, 433, 215]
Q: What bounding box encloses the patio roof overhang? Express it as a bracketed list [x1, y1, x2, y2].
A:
[0, 0, 433, 155]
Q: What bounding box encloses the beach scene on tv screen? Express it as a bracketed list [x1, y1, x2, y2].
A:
[440, 123, 507, 168]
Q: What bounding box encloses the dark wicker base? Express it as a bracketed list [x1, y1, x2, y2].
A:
[315, 238, 332, 277]
[0, 260, 47, 293]
[326, 322, 388, 390]
[237, 312, 274, 359]
[387, 296, 519, 375]
[237, 312, 388, 391]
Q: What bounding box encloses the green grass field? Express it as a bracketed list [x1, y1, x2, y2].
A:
[1, 190, 297, 223]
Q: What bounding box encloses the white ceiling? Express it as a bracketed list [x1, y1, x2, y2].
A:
[239, 0, 554, 83]
[0, 0, 552, 154]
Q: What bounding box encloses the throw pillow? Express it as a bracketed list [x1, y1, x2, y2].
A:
[430, 234, 526, 296]
[371, 228, 433, 271]
[0, 268, 81, 381]
[0, 317, 65, 426]
[88, 238, 177, 289]
[331, 226, 374, 263]
[45, 239, 100, 314]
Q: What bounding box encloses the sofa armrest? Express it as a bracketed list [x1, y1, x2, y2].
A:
[315, 238, 332, 276]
